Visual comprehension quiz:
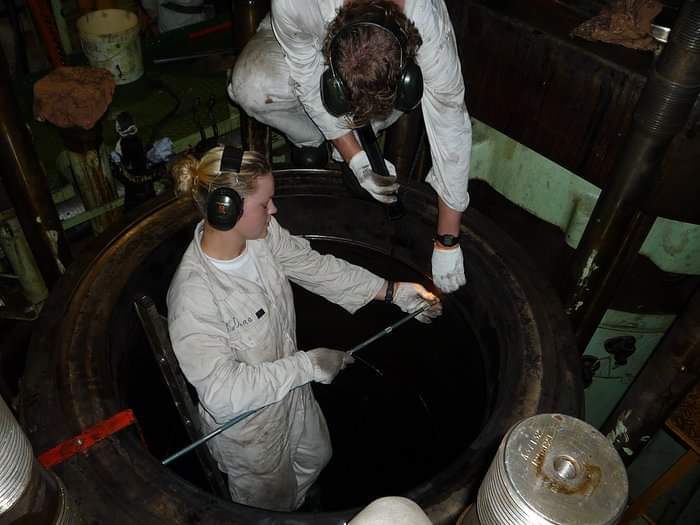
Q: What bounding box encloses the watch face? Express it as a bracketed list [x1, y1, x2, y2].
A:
[437, 234, 460, 247]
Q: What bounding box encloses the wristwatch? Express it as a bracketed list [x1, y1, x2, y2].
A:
[435, 233, 461, 247]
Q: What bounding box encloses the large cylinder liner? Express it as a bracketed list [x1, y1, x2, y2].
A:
[0, 394, 81, 523]
[21, 170, 583, 524]
[475, 414, 628, 525]
[0, 394, 33, 513]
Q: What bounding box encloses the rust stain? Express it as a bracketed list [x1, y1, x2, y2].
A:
[535, 450, 603, 496]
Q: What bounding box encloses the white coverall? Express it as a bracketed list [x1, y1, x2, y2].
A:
[167, 218, 383, 510]
[228, 0, 472, 213]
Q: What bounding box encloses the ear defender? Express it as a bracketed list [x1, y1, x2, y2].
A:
[320, 8, 424, 118]
[394, 60, 423, 112]
[321, 67, 353, 117]
[206, 147, 244, 231]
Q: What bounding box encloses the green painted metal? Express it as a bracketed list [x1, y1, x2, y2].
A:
[471, 119, 700, 275]
[581, 309, 674, 429]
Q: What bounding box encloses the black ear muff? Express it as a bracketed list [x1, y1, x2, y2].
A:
[394, 60, 423, 112]
[321, 67, 352, 117]
[321, 9, 424, 118]
[207, 186, 243, 231]
[206, 146, 244, 231]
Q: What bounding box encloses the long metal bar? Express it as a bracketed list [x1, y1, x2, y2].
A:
[564, 0, 700, 350]
[162, 410, 255, 465]
[162, 303, 431, 465]
[348, 303, 431, 355]
[152, 49, 234, 65]
[0, 48, 70, 286]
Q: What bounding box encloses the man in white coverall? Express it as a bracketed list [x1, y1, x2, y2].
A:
[228, 0, 472, 294]
[167, 146, 441, 511]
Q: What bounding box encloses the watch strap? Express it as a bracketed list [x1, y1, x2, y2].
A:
[385, 280, 395, 304]
[435, 233, 461, 247]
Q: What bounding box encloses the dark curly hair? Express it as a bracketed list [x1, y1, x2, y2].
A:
[323, 0, 422, 128]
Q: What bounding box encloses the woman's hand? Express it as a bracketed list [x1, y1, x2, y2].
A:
[392, 283, 442, 323]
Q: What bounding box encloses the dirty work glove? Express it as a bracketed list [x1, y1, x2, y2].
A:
[432, 245, 466, 293]
[306, 348, 355, 384]
[392, 283, 442, 323]
[348, 151, 399, 204]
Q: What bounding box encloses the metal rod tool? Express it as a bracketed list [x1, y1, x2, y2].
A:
[161, 303, 433, 465]
[348, 302, 431, 356]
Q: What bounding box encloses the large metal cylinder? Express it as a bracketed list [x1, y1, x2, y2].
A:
[0, 394, 81, 524]
[466, 414, 628, 525]
[21, 169, 582, 524]
[0, 394, 33, 514]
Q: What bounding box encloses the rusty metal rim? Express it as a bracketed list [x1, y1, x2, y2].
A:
[21, 170, 581, 525]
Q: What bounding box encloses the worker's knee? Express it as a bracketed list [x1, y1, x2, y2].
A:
[229, 64, 269, 115]
[349, 496, 431, 524]
[228, 34, 291, 116]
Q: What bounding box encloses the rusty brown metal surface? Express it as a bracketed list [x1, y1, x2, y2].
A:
[384, 107, 426, 182]
[667, 381, 700, 456]
[233, 0, 271, 159]
[59, 125, 121, 234]
[446, 1, 700, 225]
[448, 0, 650, 190]
[0, 49, 70, 286]
[232, 0, 270, 55]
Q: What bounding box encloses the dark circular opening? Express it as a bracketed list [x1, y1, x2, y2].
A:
[23, 170, 581, 524]
[121, 233, 487, 512]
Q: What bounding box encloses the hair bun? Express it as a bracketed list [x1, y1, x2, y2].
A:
[171, 155, 199, 196]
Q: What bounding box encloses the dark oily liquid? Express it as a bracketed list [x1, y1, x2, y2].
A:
[125, 238, 486, 512]
[295, 241, 486, 510]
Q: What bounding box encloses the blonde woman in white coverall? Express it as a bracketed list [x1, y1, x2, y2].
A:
[228, 0, 472, 294]
[167, 146, 442, 511]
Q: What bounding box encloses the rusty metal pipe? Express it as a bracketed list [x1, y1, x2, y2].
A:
[0, 49, 70, 287]
[59, 125, 120, 235]
[564, 0, 700, 350]
[601, 285, 700, 465]
[384, 107, 425, 182]
[232, 0, 271, 159]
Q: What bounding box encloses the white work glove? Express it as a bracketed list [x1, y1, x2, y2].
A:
[392, 282, 443, 323]
[306, 348, 355, 384]
[348, 151, 399, 204]
[432, 245, 466, 293]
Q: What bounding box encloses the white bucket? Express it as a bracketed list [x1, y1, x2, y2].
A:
[77, 9, 143, 85]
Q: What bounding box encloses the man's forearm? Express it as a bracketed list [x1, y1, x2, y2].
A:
[436, 198, 462, 245]
[332, 132, 362, 162]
